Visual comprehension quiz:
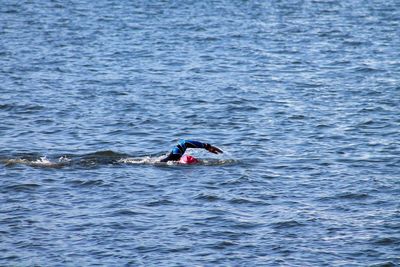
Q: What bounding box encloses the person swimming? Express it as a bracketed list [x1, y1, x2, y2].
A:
[160, 139, 223, 163]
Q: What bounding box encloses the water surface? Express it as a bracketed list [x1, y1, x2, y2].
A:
[1, 0, 399, 266]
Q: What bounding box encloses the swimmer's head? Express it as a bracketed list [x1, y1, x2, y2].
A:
[179, 155, 198, 164]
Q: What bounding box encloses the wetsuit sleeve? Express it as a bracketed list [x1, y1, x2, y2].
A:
[161, 139, 211, 162]
[183, 140, 207, 149]
[160, 153, 181, 162]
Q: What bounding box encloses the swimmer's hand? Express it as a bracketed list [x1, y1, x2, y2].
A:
[205, 144, 223, 154]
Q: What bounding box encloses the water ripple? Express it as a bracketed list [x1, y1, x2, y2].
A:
[1, 0, 400, 266]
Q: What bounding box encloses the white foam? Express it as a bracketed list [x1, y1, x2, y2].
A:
[29, 156, 59, 167]
[5, 156, 71, 168]
[58, 156, 71, 163]
[118, 156, 164, 165]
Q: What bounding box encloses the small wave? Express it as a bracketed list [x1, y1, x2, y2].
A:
[0, 103, 45, 114]
[66, 179, 104, 187]
[228, 197, 265, 205]
[4, 183, 41, 192]
[4, 156, 70, 168]
[29, 156, 69, 168]
[80, 151, 129, 165]
[195, 193, 222, 202]
[210, 240, 238, 249]
[271, 220, 304, 229]
[4, 158, 30, 166]
[369, 261, 397, 267]
[83, 150, 128, 158]
[111, 209, 145, 216]
[337, 192, 370, 200]
[373, 237, 398, 246]
[145, 199, 174, 207]
[351, 66, 382, 73]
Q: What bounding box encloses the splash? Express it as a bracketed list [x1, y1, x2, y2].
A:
[118, 156, 163, 165]
[118, 156, 236, 166]
[4, 156, 71, 168]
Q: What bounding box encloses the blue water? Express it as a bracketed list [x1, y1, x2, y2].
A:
[1, 0, 400, 266]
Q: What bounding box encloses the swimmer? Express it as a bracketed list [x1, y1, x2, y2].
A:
[160, 139, 223, 163]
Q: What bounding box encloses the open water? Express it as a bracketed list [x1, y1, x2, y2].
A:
[1, 0, 400, 266]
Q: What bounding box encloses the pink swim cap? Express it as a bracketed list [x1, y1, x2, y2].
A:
[179, 155, 199, 164]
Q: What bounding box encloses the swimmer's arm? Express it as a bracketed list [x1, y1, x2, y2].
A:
[184, 140, 223, 154]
